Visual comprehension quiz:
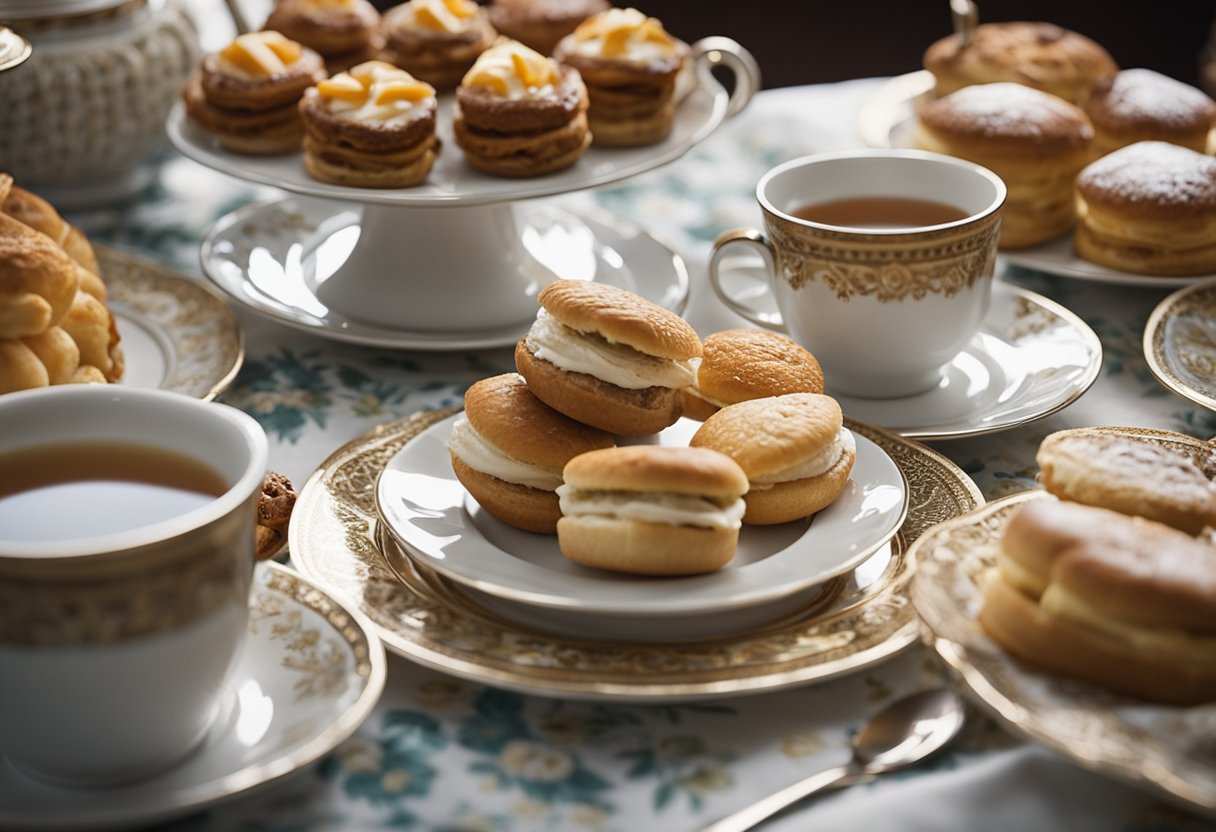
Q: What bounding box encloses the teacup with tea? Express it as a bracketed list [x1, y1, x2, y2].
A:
[709, 149, 1006, 398]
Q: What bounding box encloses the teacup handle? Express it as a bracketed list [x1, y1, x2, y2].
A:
[708, 228, 786, 331]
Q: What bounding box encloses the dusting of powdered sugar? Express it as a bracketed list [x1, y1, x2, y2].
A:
[1090, 69, 1216, 129]
[1077, 141, 1216, 207]
[925, 82, 1090, 139]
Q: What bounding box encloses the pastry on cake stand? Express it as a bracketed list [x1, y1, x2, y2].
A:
[167, 37, 758, 348]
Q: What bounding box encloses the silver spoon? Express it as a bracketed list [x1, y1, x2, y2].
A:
[702, 688, 967, 832]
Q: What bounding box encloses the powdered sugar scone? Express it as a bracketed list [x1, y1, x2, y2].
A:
[690, 393, 855, 526]
[448, 373, 613, 534]
[380, 0, 496, 92]
[552, 7, 688, 147]
[300, 60, 440, 187]
[681, 329, 824, 421]
[183, 30, 327, 154]
[1084, 69, 1216, 156]
[515, 279, 701, 435]
[264, 0, 383, 74]
[454, 39, 591, 177]
[1074, 141, 1216, 276]
[915, 82, 1093, 249]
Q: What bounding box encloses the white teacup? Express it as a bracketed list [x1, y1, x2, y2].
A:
[0, 386, 268, 785]
[709, 149, 1006, 398]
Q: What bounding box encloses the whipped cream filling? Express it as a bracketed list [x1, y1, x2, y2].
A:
[556, 485, 745, 529]
[448, 419, 562, 491]
[525, 309, 696, 390]
[751, 428, 854, 486]
[327, 95, 434, 127]
[568, 9, 677, 64]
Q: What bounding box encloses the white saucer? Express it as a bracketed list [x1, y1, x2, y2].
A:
[0, 562, 386, 831]
[200, 197, 690, 351]
[834, 282, 1102, 440]
[857, 71, 1213, 288]
[99, 246, 244, 400]
[375, 414, 908, 641]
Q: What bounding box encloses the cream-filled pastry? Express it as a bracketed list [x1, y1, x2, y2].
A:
[183, 30, 326, 154]
[556, 445, 749, 575]
[380, 0, 496, 92]
[448, 373, 613, 534]
[487, 0, 609, 56]
[300, 60, 439, 187]
[691, 393, 855, 525]
[552, 7, 687, 146]
[681, 329, 825, 421]
[453, 38, 591, 177]
[515, 280, 700, 435]
[264, 0, 383, 73]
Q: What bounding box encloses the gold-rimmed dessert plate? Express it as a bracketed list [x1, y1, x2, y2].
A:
[1144, 277, 1216, 411]
[910, 426, 1216, 817]
[292, 408, 983, 702]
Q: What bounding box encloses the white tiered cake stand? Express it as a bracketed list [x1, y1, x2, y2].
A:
[168, 38, 759, 350]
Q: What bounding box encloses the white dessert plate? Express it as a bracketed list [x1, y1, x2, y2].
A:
[100, 246, 243, 400]
[857, 71, 1213, 288]
[375, 413, 908, 632]
[166, 37, 752, 208]
[1144, 276, 1216, 411]
[910, 462, 1216, 818]
[200, 197, 689, 350]
[0, 562, 386, 831]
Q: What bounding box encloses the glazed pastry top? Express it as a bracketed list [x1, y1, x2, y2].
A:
[461, 39, 561, 100]
[313, 60, 437, 125]
[390, 0, 481, 34]
[216, 31, 309, 80]
[564, 8, 677, 64]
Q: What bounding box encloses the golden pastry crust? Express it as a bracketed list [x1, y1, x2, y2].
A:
[915, 83, 1093, 249]
[198, 49, 327, 111]
[556, 515, 739, 575]
[264, 0, 381, 58]
[463, 373, 613, 472]
[563, 444, 748, 497]
[1, 186, 99, 275]
[300, 88, 438, 150]
[1074, 141, 1216, 275]
[515, 339, 682, 435]
[59, 290, 123, 383]
[923, 21, 1117, 105]
[687, 329, 824, 418]
[1084, 69, 1216, 155]
[537, 278, 700, 360]
[380, 4, 496, 92]
[738, 447, 855, 526]
[183, 73, 309, 155]
[451, 454, 563, 534]
[456, 63, 588, 132]
[487, 0, 609, 56]
[1037, 431, 1216, 534]
[0, 214, 79, 340]
[689, 394, 843, 479]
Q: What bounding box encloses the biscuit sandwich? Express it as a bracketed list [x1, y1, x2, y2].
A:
[515, 279, 701, 435]
[1036, 429, 1216, 535]
[979, 498, 1216, 705]
[448, 373, 613, 533]
[690, 393, 855, 525]
[556, 445, 748, 575]
[681, 329, 824, 421]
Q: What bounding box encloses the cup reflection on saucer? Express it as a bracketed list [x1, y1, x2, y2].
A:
[708, 149, 1006, 399]
[0, 386, 268, 786]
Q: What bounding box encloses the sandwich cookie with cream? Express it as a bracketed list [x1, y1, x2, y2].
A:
[515, 279, 701, 435]
[691, 393, 855, 525]
[556, 445, 748, 575]
[681, 329, 824, 421]
[448, 373, 613, 533]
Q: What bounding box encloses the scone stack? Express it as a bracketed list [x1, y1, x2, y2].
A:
[978, 429, 1216, 705]
[0, 175, 124, 394]
[448, 279, 855, 576]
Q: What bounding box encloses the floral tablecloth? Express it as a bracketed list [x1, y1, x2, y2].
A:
[71, 79, 1216, 832]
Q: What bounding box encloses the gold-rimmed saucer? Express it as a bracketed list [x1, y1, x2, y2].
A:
[291, 407, 982, 702]
[910, 425, 1216, 817]
[1144, 277, 1216, 412]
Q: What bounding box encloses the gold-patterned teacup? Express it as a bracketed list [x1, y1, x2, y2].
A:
[709, 149, 1006, 398]
[0, 386, 268, 785]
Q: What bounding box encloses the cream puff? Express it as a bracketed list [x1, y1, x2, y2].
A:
[380, 0, 496, 92]
[1037, 430, 1216, 535]
[979, 498, 1216, 705]
[1074, 141, 1216, 276]
[182, 30, 326, 154]
[556, 445, 749, 575]
[515, 280, 701, 435]
[264, 0, 383, 74]
[681, 329, 824, 422]
[448, 373, 614, 534]
[915, 82, 1094, 249]
[453, 38, 591, 177]
[923, 21, 1117, 105]
[1084, 68, 1216, 156]
[486, 0, 609, 56]
[300, 60, 440, 187]
[552, 7, 687, 146]
[690, 393, 854, 526]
